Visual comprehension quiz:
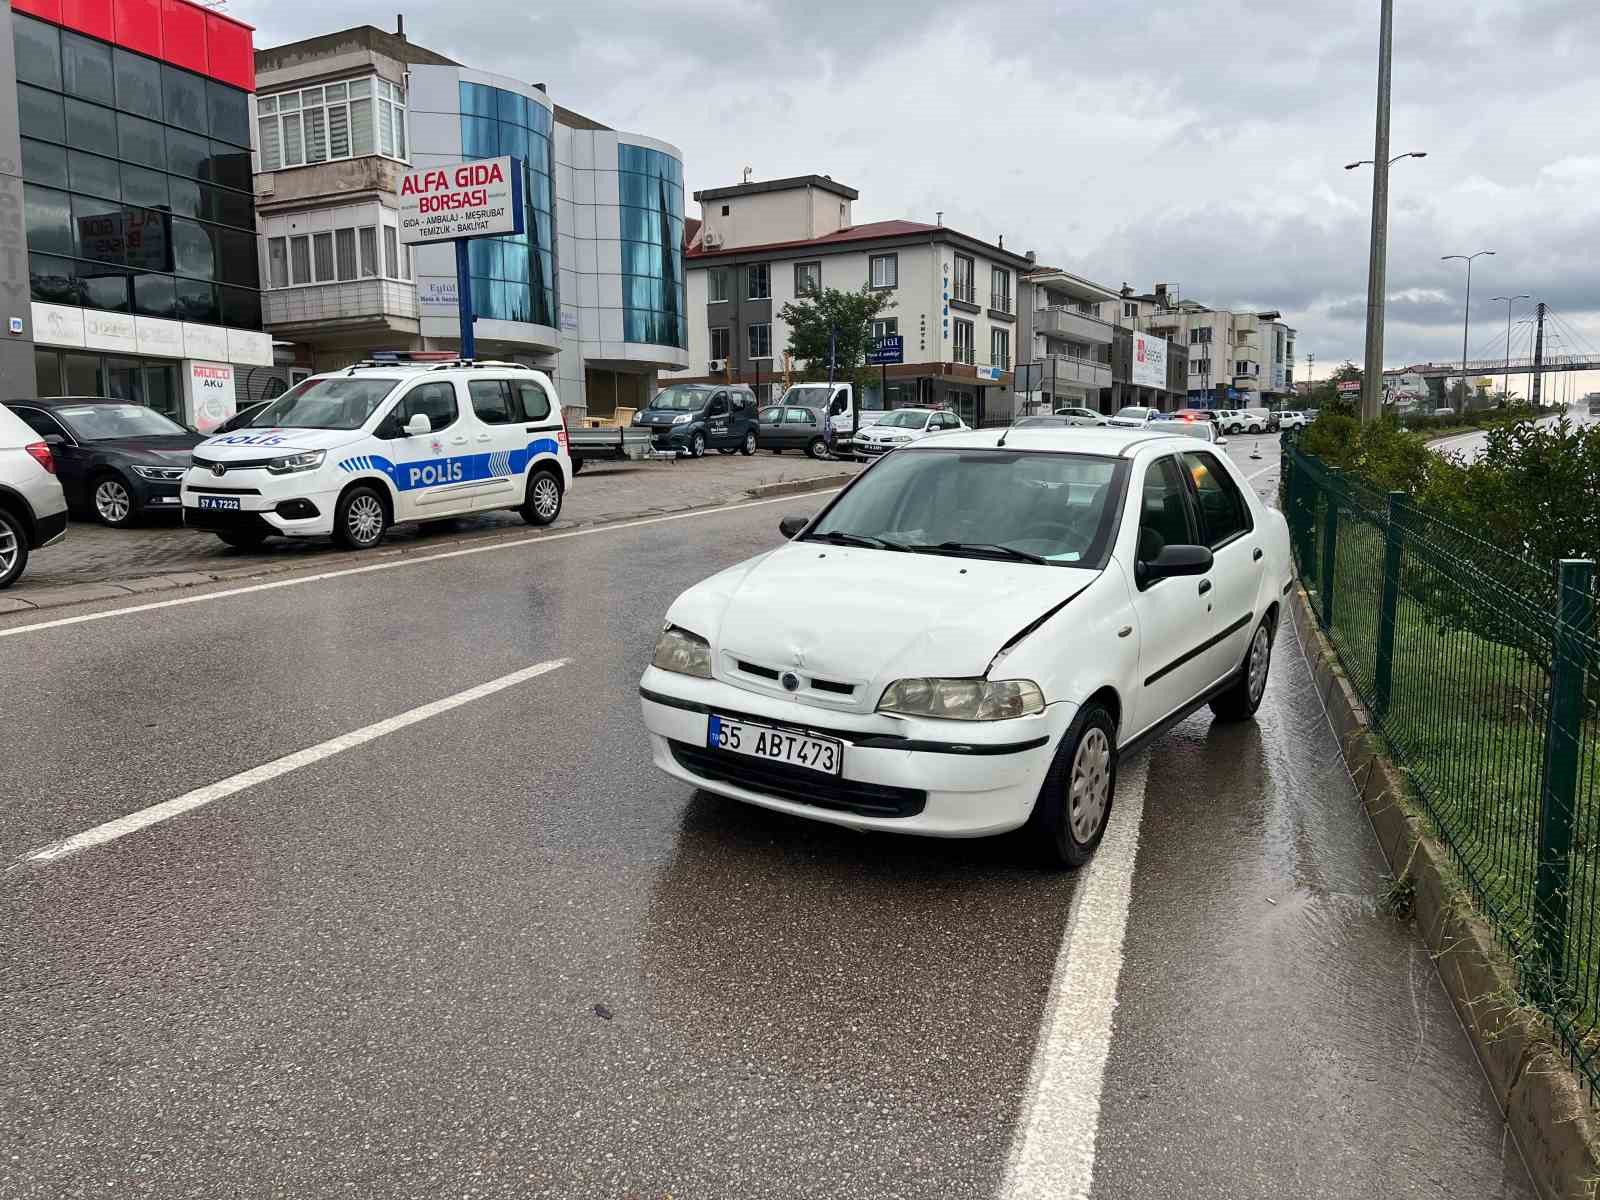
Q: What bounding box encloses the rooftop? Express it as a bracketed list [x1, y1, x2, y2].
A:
[693, 174, 859, 203]
[686, 218, 1035, 268]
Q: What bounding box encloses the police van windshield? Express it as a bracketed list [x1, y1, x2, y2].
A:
[650, 384, 712, 412]
[249, 378, 401, 430]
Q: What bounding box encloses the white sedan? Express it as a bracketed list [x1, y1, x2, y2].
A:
[638, 426, 1293, 867]
[852, 408, 967, 461]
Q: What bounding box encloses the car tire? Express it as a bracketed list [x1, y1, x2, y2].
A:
[521, 467, 563, 526]
[1248, 423, 1262, 434]
[690, 432, 706, 458]
[807, 437, 827, 459]
[741, 430, 757, 456]
[1210, 615, 1274, 721]
[0, 507, 29, 589]
[1023, 700, 1118, 869]
[91, 472, 137, 528]
[333, 484, 388, 550]
[216, 529, 269, 550]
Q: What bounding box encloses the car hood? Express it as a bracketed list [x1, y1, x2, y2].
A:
[666, 543, 1098, 707]
[89, 434, 202, 464]
[858, 425, 923, 440]
[196, 427, 362, 459]
[639, 410, 698, 425]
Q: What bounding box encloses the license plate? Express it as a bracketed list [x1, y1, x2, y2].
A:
[707, 714, 842, 776]
[198, 496, 241, 510]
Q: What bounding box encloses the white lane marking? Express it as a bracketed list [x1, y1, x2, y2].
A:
[1245, 460, 1279, 482]
[0, 490, 843, 642]
[1000, 753, 1150, 1200]
[25, 658, 567, 864]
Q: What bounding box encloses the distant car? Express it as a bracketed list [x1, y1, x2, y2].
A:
[852, 408, 968, 461]
[758, 405, 830, 458]
[1051, 406, 1107, 426]
[1107, 406, 1159, 429]
[634, 383, 759, 458]
[1276, 411, 1308, 430]
[6, 398, 201, 527]
[1147, 418, 1229, 446]
[1014, 415, 1091, 430]
[0, 403, 67, 588]
[1219, 410, 1268, 435]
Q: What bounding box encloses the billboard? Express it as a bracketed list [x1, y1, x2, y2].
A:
[1131, 331, 1168, 389]
[398, 157, 524, 246]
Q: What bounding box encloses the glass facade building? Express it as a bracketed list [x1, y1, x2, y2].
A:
[618, 144, 685, 349]
[459, 81, 555, 329]
[14, 12, 261, 332]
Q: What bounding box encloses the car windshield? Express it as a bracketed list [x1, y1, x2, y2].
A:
[1115, 407, 1151, 420]
[249, 378, 400, 431]
[806, 447, 1124, 566]
[779, 386, 830, 405]
[649, 385, 711, 411]
[876, 410, 930, 429]
[51, 403, 186, 440]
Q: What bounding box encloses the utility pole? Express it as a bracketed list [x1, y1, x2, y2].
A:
[1359, 0, 1394, 424]
[1491, 294, 1529, 403]
[1531, 302, 1546, 406]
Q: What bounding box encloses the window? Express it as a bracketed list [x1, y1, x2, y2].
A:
[335, 227, 357, 281]
[393, 382, 459, 434]
[1123, 302, 1138, 319]
[468, 379, 524, 425]
[869, 254, 897, 289]
[991, 327, 1011, 371]
[113, 48, 161, 120]
[1183, 451, 1251, 547]
[257, 76, 406, 171]
[871, 317, 899, 339]
[1189, 327, 1212, 344]
[289, 235, 311, 285]
[748, 323, 771, 360]
[359, 226, 379, 278]
[14, 16, 62, 92]
[61, 31, 114, 107]
[1138, 456, 1193, 566]
[746, 263, 770, 300]
[990, 267, 1011, 313]
[795, 261, 821, 297]
[953, 318, 974, 365]
[312, 232, 334, 282]
[268, 238, 289, 289]
[383, 226, 399, 279]
[617, 143, 684, 347]
[710, 327, 730, 360]
[516, 381, 552, 421]
[708, 269, 728, 303]
[721, 205, 729, 216]
[784, 408, 815, 425]
[953, 254, 975, 304]
[1192, 359, 1211, 376]
[162, 65, 208, 136]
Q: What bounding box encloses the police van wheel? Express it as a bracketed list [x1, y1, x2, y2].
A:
[522, 469, 563, 527]
[334, 486, 388, 550]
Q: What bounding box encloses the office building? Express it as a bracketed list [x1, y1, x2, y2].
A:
[1107, 284, 1296, 408]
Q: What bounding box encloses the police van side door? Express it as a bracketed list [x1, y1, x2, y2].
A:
[380, 380, 477, 519]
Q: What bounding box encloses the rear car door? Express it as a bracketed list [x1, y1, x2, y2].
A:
[784, 407, 817, 448]
[467, 379, 526, 509]
[511, 377, 563, 497]
[11, 406, 87, 508]
[1128, 453, 1215, 735]
[1182, 449, 1262, 684]
[382, 380, 472, 519]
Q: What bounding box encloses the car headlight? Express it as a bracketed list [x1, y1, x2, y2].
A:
[886, 435, 912, 444]
[652, 625, 713, 678]
[266, 450, 325, 475]
[878, 678, 1046, 721]
[633, 413, 643, 425]
[672, 413, 693, 426]
[131, 465, 185, 481]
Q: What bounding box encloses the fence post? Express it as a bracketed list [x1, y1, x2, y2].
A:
[1536, 558, 1595, 1001]
[1318, 469, 1340, 630]
[1373, 491, 1405, 715]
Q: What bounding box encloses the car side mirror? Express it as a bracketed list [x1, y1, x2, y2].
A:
[1216, 436, 1230, 446]
[404, 413, 432, 436]
[778, 514, 810, 540]
[1139, 544, 1214, 584]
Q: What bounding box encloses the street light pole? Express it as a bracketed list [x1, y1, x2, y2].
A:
[1359, 0, 1393, 425]
[1442, 250, 1494, 410]
[1489, 293, 1529, 403]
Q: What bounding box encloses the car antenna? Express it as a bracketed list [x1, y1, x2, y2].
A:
[995, 422, 1010, 448]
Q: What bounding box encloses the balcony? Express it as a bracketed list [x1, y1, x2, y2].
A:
[1039, 353, 1112, 391]
[264, 279, 419, 337]
[1034, 306, 1115, 345]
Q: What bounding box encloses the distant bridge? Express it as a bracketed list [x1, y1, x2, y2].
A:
[1412, 355, 1600, 380]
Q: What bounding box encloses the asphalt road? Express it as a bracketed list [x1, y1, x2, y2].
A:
[0, 436, 1533, 1199]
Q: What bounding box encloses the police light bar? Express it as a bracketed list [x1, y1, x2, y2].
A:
[366, 350, 459, 362]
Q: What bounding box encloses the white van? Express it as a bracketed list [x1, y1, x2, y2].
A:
[182, 358, 571, 551]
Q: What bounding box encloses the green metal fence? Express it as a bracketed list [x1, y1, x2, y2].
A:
[1281, 441, 1600, 1096]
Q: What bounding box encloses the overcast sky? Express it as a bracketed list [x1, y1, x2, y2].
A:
[237, 0, 1600, 391]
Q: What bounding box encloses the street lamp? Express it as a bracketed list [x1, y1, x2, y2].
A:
[1442, 250, 1495, 410]
[1489, 293, 1529, 404]
[1344, 151, 1428, 170]
[1347, 150, 1426, 422]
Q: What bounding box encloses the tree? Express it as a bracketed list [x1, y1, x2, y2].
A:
[777, 286, 895, 388]
[1306, 360, 1360, 411]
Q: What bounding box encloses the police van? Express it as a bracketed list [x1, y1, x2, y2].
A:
[183, 355, 571, 550]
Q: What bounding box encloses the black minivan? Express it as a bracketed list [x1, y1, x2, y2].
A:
[634, 384, 759, 458]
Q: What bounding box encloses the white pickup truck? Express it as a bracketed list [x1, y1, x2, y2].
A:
[775, 383, 876, 444]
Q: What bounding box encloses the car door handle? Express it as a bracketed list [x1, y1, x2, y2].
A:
[450, 436, 468, 445]
[1198, 579, 1213, 595]
[476, 433, 492, 442]
[1252, 547, 1263, 561]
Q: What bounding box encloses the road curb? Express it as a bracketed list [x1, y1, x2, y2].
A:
[0, 473, 855, 617]
[1288, 583, 1600, 1200]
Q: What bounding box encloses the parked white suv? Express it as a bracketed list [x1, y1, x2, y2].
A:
[0, 403, 68, 589]
[183, 358, 571, 551]
[1276, 411, 1308, 430]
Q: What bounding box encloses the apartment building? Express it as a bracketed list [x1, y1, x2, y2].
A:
[683, 175, 1036, 426]
[1106, 284, 1295, 408]
[253, 23, 688, 414]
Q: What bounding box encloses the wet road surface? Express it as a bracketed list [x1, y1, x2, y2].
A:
[0, 440, 1533, 1198]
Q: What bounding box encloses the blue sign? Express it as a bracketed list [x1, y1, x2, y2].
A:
[866, 335, 904, 366]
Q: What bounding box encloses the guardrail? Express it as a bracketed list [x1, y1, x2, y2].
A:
[1281, 440, 1600, 1099]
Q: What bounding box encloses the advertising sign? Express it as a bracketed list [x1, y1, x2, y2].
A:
[398, 157, 524, 246]
[866, 335, 903, 365]
[187, 361, 236, 434]
[1337, 379, 1361, 394]
[1131, 331, 1168, 389]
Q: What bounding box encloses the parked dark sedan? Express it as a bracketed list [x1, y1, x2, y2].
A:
[757, 404, 830, 457]
[5, 399, 201, 527]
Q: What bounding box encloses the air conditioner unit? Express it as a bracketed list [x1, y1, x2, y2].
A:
[708, 358, 728, 373]
[701, 229, 723, 248]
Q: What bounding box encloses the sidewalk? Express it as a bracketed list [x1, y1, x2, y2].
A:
[3, 454, 859, 613]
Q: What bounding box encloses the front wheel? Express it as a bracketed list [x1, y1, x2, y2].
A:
[690, 432, 706, 459]
[521, 468, 563, 526]
[1022, 702, 1117, 868]
[92, 474, 136, 528]
[807, 437, 827, 460]
[1211, 616, 1274, 721]
[333, 485, 388, 550]
[0, 508, 29, 589]
[741, 430, 757, 456]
